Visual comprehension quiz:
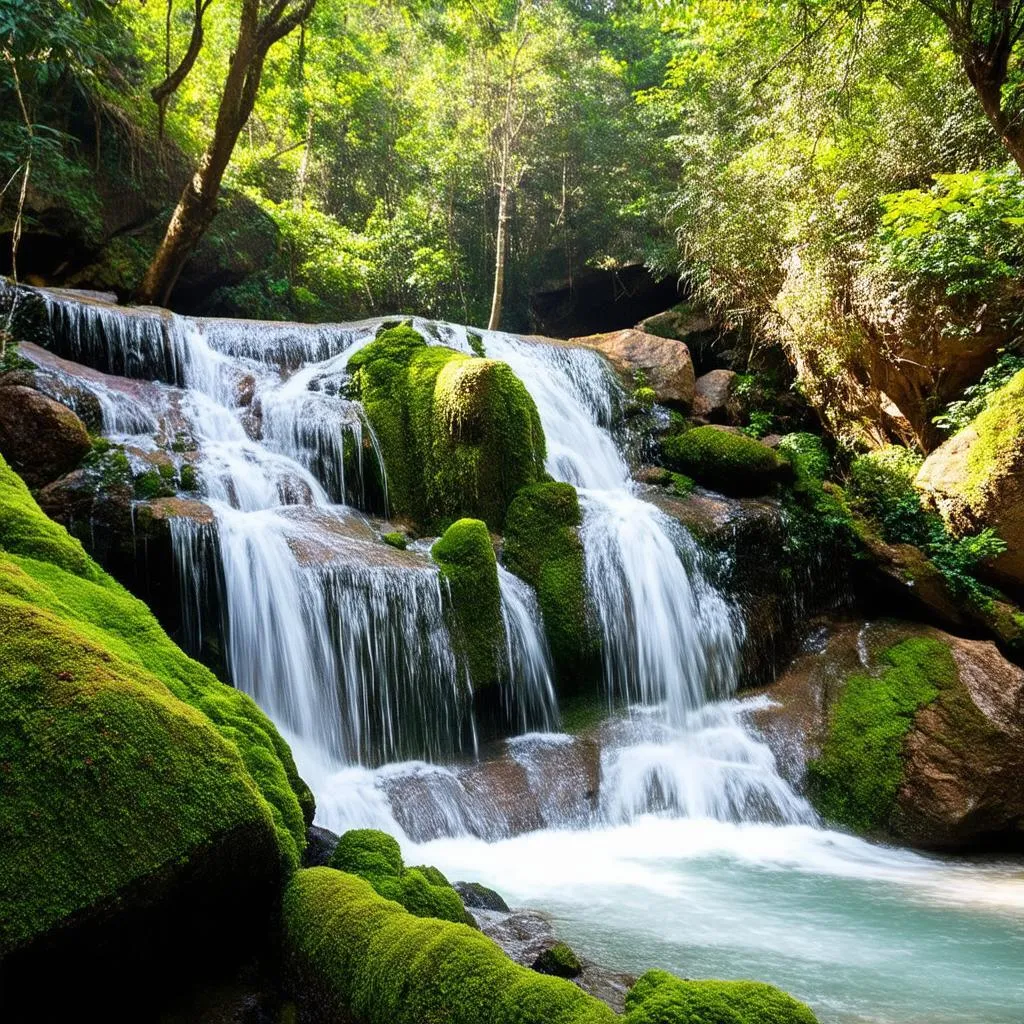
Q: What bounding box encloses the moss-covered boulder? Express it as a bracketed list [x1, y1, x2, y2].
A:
[328, 829, 466, 924]
[774, 620, 1024, 850]
[533, 941, 583, 979]
[0, 384, 91, 487]
[661, 426, 784, 497]
[0, 455, 311, 995]
[503, 482, 595, 680]
[432, 519, 505, 690]
[916, 368, 1024, 594]
[625, 968, 818, 1024]
[348, 324, 546, 530]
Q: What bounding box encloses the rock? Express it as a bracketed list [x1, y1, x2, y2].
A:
[916, 369, 1024, 595]
[761, 618, 1024, 851]
[692, 368, 738, 422]
[0, 385, 91, 487]
[0, 365, 103, 432]
[532, 941, 583, 979]
[454, 881, 511, 913]
[660, 425, 784, 497]
[638, 305, 713, 342]
[568, 328, 695, 409]
[303, 825, 340, 868]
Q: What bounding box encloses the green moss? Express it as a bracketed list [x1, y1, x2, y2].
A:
[962, 367, 1024, 501]
[777, 433, 830, 483]
[625, 968, 819, 1024]
[134, 468, 176, 499]
[328, 829, 466, 924]
[534, 941, 582, 978]
[661, 426, 782, 496]
[669, 472, 694, 497]
[503, 482, 594, 678]
[179, 463, 198, 492]
[807, 637, 957, 834]
[283, 867, 619, 1024]
[382, 530, 408, 550]
[432, 519, 504, 690]
[0, 456, 311, 952]
[347, 324, 545, 530]
[467, 331, 486, 357]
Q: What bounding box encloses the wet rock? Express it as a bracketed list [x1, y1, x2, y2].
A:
[692, 368, 738, 423]
[0, 365, 103, 432]
[454, 881, 510, 913]
[568, 328, 695, 409]
[0, 384, 91, 487]
[303, 826, 340, 868]
[533, 941, 583, 979]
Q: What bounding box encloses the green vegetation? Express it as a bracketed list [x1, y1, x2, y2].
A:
[661, 426, 782, 497]
[382, 531, 407, 550]
[962, 367, 1024, 500]
[778, 433, 830, 484]
[533, 942, 582, 979]
[348, 325, 545, 530]
[807, 637, 956, 834]
[503, 482, 594, 678]
[935, 353, 1024, 434]
[432, 519, 504, 691]
[625, 968, 819, 1024]
[0, 455, 310, 953]
[328, 830, 466, 925]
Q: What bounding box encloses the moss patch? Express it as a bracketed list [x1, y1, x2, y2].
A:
[962, 367, 1024, 501]
[503, 482, 594, 679]
[328, 830, 466, 924]
[807, 637, 957, 834]
[661, 426, 782, 496]
[0, 456, 311, 952]
[533, 941, 582, 978]
[625, 968, 819, 1024]
[432, 519, 504, 690]
[347, 324, 545, 530]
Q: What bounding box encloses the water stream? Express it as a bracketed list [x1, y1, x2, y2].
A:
[21, 287, 1024, 1024]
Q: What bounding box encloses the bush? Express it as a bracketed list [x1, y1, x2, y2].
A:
[661, 426, 781, 496]
[777, 433, 830, 483]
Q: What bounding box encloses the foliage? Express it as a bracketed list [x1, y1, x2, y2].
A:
[625, 968, 819, 1024]
[778, 433, 830, 484]
[328, 829, 466, 924]
[934, 351, 1024, 433]
[807, 637, 955, 834]
[741, 409, 774, 439]
[661, 426, 781, 497]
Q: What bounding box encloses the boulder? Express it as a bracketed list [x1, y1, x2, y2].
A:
[660, 425, 784, 497]
[758, 618, 1024, 851]
[638, 305, 713, 342]
[692, 368, 738, 423]
[568, 328, 695, 409]
[454, 881, 511, 913]
[0, 384, 91, 487]
[916, 369, 1024, 594]
[533, 941, 583, 979]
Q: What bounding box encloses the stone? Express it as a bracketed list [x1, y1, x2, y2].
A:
[568, 329, 695, 409]
[0, 385, 91, 487]
[692, 368, 738, 422]
[532, 941, 583, 979]
[454, 881, 510, 913]
[304, 825, 341, 868]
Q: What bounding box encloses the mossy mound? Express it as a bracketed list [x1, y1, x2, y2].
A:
[347, 324, 546, 530]
[807, 637, 956, 834]
[0, 455, 311, 957]
[661, 426, 782, 497]
[503, 482, 595, 678]
[533, 941, 583, 978]
[625, 968, 819, 1024]
[328, 830, 466, 924]
[432, 519, 505, 690]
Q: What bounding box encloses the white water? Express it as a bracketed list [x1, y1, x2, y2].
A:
[24, 288, 1024, 1023]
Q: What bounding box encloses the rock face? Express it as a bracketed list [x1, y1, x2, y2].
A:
[758, 618, 1024, 851]
[916, 369, 1024, 595]
[692, 368, 738, 422]
[568, 328, 695, 409]
[0, 384, 91, 487]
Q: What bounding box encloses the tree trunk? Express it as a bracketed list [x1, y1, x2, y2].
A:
[487, 184, 509, 331]
[965, 69, 1024, 174]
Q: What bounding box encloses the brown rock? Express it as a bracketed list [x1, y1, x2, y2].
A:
[0, 385, 91, 487]
[568, 329, 695, 409]
[638, 306, 712, 341]
[692, 369, 738, 422]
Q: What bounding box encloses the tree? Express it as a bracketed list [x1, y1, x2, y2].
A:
[137, 0, 317, 306]
[150, 0, 216, 139]
[918, 0, 1024, 172]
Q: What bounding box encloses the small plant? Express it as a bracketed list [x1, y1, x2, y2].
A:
[632, 385, 657, 412]
[742, 410, 774, 438]
[467, 331, 486, 357]
[934, 352, 1024, 434]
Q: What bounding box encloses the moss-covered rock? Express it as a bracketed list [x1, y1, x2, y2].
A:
[0, 455, 312, 961]
[533, 941, 583, 979]
[328, 829, 466, 924]
[625, 968, 818, 1024]
[432, 518, 505, 690]
[661, 426, 783, 497]
[503, 482, 595, 680]
[0, 384, 91, 488]
[348, 324, 546, 530]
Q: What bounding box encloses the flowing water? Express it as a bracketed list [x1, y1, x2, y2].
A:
[20, 287, 1024, 1024]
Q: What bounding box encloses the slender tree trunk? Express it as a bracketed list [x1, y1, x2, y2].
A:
[966, 70, 1024, 173]
[487, 184, 510, 331]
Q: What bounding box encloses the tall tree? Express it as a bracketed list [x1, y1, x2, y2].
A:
[918, 0, 1024, 171]
[137, 0, 317, 306]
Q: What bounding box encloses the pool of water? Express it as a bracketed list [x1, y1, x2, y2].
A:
[409, 817, 1024, 1024]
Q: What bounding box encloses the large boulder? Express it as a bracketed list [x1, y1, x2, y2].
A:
[660, 425, 785, 497]
[568, 329, 695, 409]
[916, 369, 1024, 595]
[757, 618, 1024, 851]
[0, 456, 311, 1010]
[0, 384, 91, 487]
[692, 368, 739, 423]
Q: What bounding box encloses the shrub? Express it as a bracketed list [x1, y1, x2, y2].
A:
[661, 426, 781, 496]
[777, 433, 830, 483]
